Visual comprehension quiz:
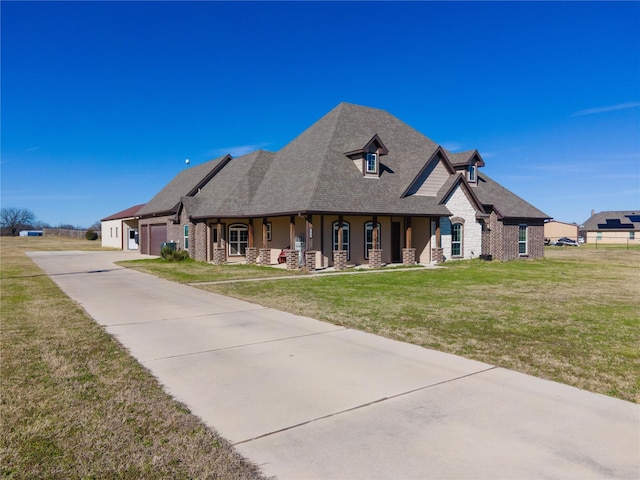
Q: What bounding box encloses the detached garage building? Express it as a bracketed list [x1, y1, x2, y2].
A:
[544, 220, 579, 243]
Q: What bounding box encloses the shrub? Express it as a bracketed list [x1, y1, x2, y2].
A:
[161, 247, 190, 262]
[85, 229, 99, 241]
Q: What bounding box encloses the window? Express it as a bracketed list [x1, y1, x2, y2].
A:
[630, 232, 635, 240]
[183, 225, 189, 250]
[228, 224, 248, 255]
[332, 221, 350, 259]
[519, 225, 528, 255]
[596, 232, 602, 240]
[266, 222, 272, 241]
[365, 222, 381, 259]
[468, 165, 477, 182]
[115, 227, 119, 238]
[366, 153, 377, 173]
[451, 223, 463, 257]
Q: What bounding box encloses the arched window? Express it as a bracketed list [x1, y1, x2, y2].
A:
[332, 221, 350, 259]
[451, 223, 463, 257]
[228, 224, 248, 256]
[364, 222, 381, 259]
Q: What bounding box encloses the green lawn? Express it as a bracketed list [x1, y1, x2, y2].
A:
[124, 245, 639, 403]
[1, 237, 264, 479]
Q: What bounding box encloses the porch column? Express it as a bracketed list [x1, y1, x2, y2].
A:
[286, 215, 298, 269]
[304, 215, 316, 270]
[213, 219, 225, 264]
[403, 217, 416, 265]
[246, 218, 257, 264]
[432, 217, 444, 264]
[369, 215, 382, 269]
[333, 215, 347, 270]
[259, 217, 270, 265]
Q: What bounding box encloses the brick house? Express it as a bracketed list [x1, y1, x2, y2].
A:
[136, 103, 549, 268]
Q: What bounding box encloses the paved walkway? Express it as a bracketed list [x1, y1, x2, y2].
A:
[29, 250, 640, 479]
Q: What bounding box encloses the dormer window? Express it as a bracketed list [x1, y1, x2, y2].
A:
[468, 165, 477, 182]
[366, 153, 378, 173]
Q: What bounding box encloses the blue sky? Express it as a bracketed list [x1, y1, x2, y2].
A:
[2, 1, 639, 228]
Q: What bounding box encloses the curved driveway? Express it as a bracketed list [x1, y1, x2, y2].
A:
[29, 250, 639, 479]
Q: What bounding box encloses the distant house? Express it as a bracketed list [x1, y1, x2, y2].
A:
[101, 204, 145, 250]
[544, 220, 579, 243]
[582, 210, 640, 245]
[137, 103, 549, 267]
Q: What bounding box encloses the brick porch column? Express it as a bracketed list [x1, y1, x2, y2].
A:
[431, 248, 444, 264]
[403, 248, 416, 266]
[213, 247, 226, 265]
[258, 248, 271, 265]
[369, 249, 383, 269]
[285, 249, 299, 270]
[245, 247, 257, 265]
[304, 250, 317, 271]
[333, 250, 347, 271]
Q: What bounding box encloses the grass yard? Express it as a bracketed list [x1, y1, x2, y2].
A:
[122, 245, 640, 403]
[1, 236, 265, 479]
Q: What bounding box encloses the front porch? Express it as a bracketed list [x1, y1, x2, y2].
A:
[191, 214, 447, 270]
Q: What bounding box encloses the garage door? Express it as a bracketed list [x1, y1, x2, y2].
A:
[149, 224, 167, 256]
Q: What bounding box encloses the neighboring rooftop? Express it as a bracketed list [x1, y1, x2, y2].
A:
[582, 210, 640, 230]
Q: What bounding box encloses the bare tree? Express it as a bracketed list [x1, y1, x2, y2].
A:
[1, 207, 36, 236]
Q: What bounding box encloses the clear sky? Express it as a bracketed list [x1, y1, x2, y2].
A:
[2, 1, 639, 228]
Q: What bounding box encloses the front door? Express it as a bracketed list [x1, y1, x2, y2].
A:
[391, 222, 401, 263]
[128, 229, 139, 250]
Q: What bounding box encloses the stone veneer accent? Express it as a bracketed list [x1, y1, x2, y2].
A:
[333, 250, 348, 271]
[245, 247, 257, 265]
[258, 248, 271, 265]
[368, 249, 382, 269]
[213, 246, 226, 265]
[431, 247, 444, 264]
[402, 248, 416, 266]
[285, 249, 299, 270]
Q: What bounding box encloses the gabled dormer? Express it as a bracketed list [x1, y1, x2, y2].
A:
[344, 134, 389, 178]
[449, 150, 485, 186]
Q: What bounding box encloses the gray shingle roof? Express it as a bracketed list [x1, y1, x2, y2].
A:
[474, 173, 550, 219]
[137, 155, 229, 217]
[142, 102, 548, 222]
[582, 211, 640, 231]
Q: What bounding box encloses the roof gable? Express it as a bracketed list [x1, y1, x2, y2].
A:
[137, 155, 231, 217]
[447, 149, 486, 168]
[402, 147, 455, 197]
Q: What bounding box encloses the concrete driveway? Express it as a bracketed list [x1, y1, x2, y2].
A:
[29, 250, 640, 479]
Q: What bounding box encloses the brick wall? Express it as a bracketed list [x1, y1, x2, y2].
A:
[194, 222, 207, 261]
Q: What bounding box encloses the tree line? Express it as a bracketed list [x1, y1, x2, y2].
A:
[0, 207, 99, 236]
